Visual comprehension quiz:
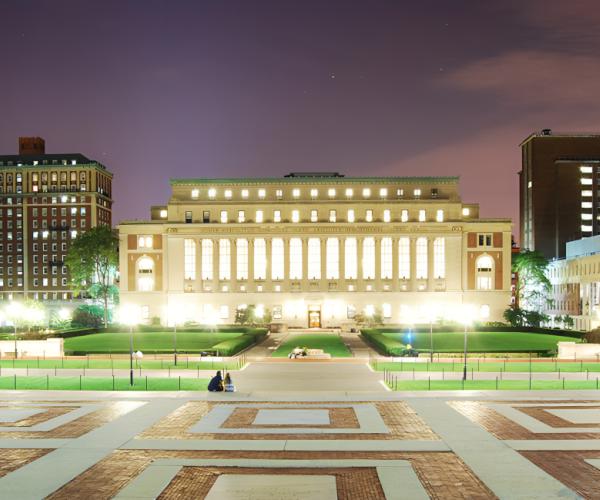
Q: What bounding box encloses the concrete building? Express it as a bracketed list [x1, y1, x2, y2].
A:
[118, 173, 512, 327]
[520, 129, 600, 259]
[0, 137, 113, 301]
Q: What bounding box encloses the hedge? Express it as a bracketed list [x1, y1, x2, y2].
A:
[361, 330, 406, 356]
[365, 326, 585, 340]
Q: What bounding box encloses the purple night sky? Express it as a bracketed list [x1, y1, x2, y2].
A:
[2, 1, 600, 238]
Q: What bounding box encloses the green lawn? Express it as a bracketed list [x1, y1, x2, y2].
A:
[387, 379, 600, 391]
[0, 358, 241, 370]
[375, 360, 600, 373]
[64, 331, 247, 354]
[271, 334, 351, 358]
[0, 375, 209, 391]
[382, 331, 580, 353]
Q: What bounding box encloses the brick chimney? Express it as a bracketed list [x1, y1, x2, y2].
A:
[19, 137, 45, 155]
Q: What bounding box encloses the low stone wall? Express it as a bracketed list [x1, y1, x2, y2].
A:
[557, 342, 600, 360]
[0, 338, 63, 358]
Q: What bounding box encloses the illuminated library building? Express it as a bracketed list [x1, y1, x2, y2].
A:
[118, 173, 511, 328]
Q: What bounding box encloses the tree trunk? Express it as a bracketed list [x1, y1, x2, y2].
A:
[103, 293, 109, 328]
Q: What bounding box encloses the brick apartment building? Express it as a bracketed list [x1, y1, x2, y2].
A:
[0, 137, 113, 301]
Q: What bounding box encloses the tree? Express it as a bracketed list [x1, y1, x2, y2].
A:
[512, 250, 551, 313]
[503, 307, 526, 327]
[234, 305, 272, 326]
[71, 304, 106, 328]
[65, 226, 119, 327]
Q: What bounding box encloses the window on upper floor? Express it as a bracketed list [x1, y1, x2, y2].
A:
[292, 210, 300, 223]
[220, 211, 228, 223]
[347, 209, 355, 223]
[329, 210, 336, 222]
[328, 188, 336, 198]
[258, 188, 266, 199]
[138, 236, 153, 248]
[273, 210, 281, 222]
[401, 209, 408, 222]
[365, 209, 373, 222]
[362, 188, 371, 198]
[238, 210, 245, 223]
[379, 188, 388, 198]
[436, 209, 444, 222]
[310, 209, 318, 222]
[255, 210, 264, 223]
[292, 188, 300, 198]
[241, 189, 249, 199]
[383, 209, 391, 223]
[345, 188, 353, 198]
[224, 189, 232, 199]
[208, 188, 216, 199]
[418, 209, 426, 222]
[276, 189, 283, 199]
[413, 188, 421, 198]
[478, 234, 493, 247]
[310, 188, 318, 199]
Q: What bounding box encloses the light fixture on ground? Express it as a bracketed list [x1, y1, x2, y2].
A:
[167, 304, 184, 366]
[120, 305, 141, 386]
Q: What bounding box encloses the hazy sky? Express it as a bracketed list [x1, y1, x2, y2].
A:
[2, 1, 600, 236]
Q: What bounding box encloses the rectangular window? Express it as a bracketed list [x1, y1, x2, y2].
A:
[271, 238, 284, 280]
[289, 238, 302, 279]
[329, 210, 336, 222]
[220, 211, 228, 223]
[383, 209, 391, 223]
[398, 237, 410, 279]
[255, 210, 264, 223]
[310, 210, 317, 222]
[220, 305, 229, 319]
[238, 210, 245, 223]
[347, 209, 355, 223]
[365, 210, 373, 222]
[184, 239, 196, 280]
[258, 188, 266, 199]
[382, 303, 392, 319]
[345, 238, 357, 279]
[308, 238, 321, 279]
[418, 209, 426, 222]
[273, 210, 281, 222]
[478, 234, 493, 247]
[381, 237, 392, 279]
[416, 237, 428, 279]
[310, 188, 318, 199]
[185, 211, 192, 223]
[254, 238, 266, 279]
[201, 240, 213, 280]
[433, 237, 445, 279]
[362, 237, 375, 279]
[219, 239, 231, 280]
[276, 189, 283, 199]
[436, 209, 444, 222]
[241, 189, 249, 199]
[273, 305, 282, 320]
[236, 239, 248, 280]
[202, 211, 210, 223]
[293, 210, 300, 223]
[477, 276, 492, 290]
[326, 238, 339, 279]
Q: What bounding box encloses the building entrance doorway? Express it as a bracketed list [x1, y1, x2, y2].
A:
[308, 305, 321, 328]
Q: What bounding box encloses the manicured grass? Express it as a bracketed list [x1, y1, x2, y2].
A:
[381, 330, 581, 353]
[64, 331, 249, 354]
[0, 358, 241, 370]
[271, 334, 351, 358]
[387, 379, 600, 391]
[0, 375, 209, 391]
[374, 360, 600, 373]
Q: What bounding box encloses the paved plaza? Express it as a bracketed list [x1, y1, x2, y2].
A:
[0, 363, 598, 498]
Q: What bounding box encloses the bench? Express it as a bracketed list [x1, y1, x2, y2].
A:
[289, 348, 331, 360]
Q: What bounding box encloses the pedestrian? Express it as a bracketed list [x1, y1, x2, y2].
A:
[224, 373, 235, 392]
[207, 370, 224, 392]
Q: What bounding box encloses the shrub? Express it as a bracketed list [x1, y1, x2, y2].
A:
[72, 305, 107, 328]
[361, 329, 406, 356]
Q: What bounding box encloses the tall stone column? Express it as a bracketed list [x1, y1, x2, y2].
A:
[248, 238, 255, 284]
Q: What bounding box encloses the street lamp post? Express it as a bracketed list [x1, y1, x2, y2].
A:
[173, 322, 178, 366]
[5, 302, 25, 360]
[120, 305, 140, 387]
[129, 323, 134, 386]
[463, 320, 468, 381]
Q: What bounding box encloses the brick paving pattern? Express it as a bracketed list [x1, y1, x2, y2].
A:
[221, 406, 360, 429]
[517, 405, 600, 429]
[48, 450, 495, 500]
[0, 405, 78, 427]
[138, 401, 439, 441]
[0, 449, 52, 478]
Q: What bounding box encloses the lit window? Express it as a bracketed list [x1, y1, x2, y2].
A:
[274, 210, 281, 222]
[138, 236, 153, 248]
[238, 210, 245, 223]
[137, 257, 154, 291]
[310, 209, 318, 222]
[326, 238, 339, 279]
[184, 239, 196, 280]
[436, 209, 444, 222]
[397, 188, 404, 197]
[292, 210, 300, 223]
[345, 238, 357, 279]
[362, 188, 371, 198]
[476, 255, 494, 290]
[582, 224, 593, 232]
[159, 209, 167, 218]
[236, 239, 248, 280]
[433, 237, 445, 278]
[582, 202, 593, 209]
[582, 213, 593, 220]
[254, 238, 266, 279]
[527, 181, 532, 188]
[398, 237, 410, 279]
[401, 209, 408, 222]
[328, 188, 336, 198]
[292, 188, 300, 198]
[382, 303, 392, 319]
[241, 189, 249, 199]
[329, 210, 336, 222]
[581, 178, 593, 185]
[276, 189, 283, 199]
[365, 210, 373, 222]
[413, 188, 421, 198]
[383, 209, 391, 222]
[220, 305, 229, 320]
[201, 240, 213, 280]
[220, 211, 228, 223]
[308, 238, 321, 279]
[289, 238, 302, 279]
[381, 237, 392, 279]
[347, 209, 355, 223]
[255, 210, 264, 223]
[416, 237, 428, 279]
[224, 189, 232, 199]
[191, 189, 199, 199]
[582, 190, 593, 197]
[258, 188, 266, 199]
[418, 209, 426, 222]
[219, 239, 231, 280]
[208, 188, 216, 199]
[365, 304, 375, 317]
[70, 230, 77, 239]
[379, 188, 388, 198]
[580, 166, 593, 173]
[462, 207, 470, 216]
[310, 188, 318, 199]
[271, 238, 284, 280]
[362, 237, 375, 279]
[345, 188, 353, 198]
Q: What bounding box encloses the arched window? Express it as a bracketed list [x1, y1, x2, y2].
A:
[137, 256, 154, 291]
[476, 255, 494, 290]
